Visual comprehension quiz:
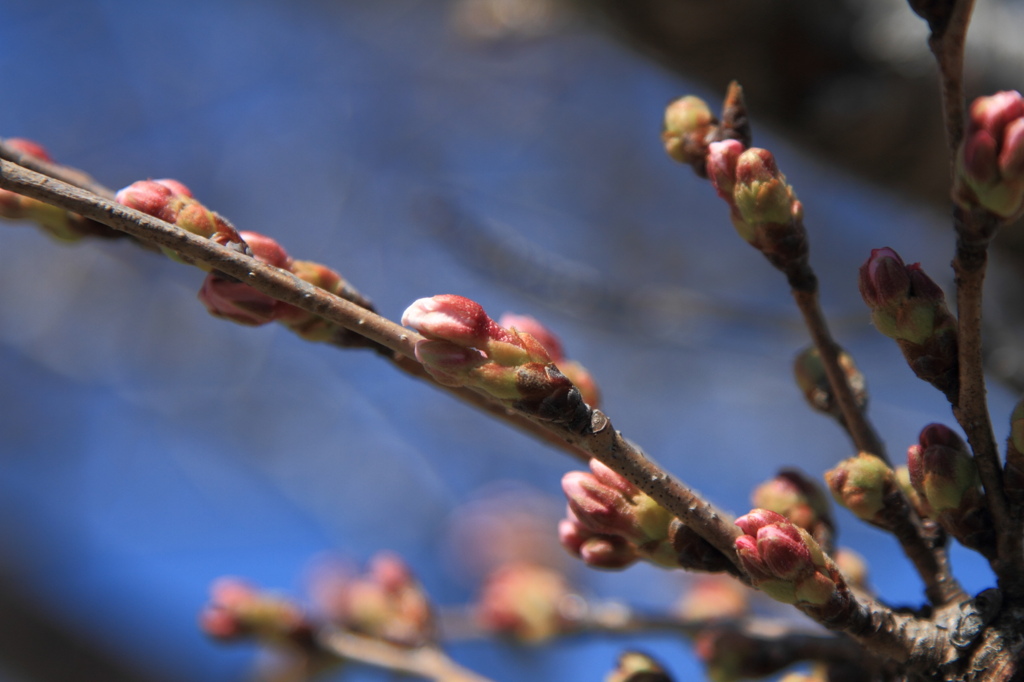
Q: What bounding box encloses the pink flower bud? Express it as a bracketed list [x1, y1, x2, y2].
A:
[757, 524, 813, 581]
[475, 562, 572, 642]
[413, 340, 488, 386]
[662, 95, 717, 169]
[825, 453, 894, 522]
[908, 424, 979, 512]
[498, 313, 564, 362]
[197, 231, 292, 326]
[403, 295, 514, 348]
[733, 148, 798, 227]
[858, 248, 958, 395]
[199, 577, 308, 644]
[858, 247, 911, 312]
[707, 139, 745, 203]
[734, 508, 788, 537]
[751, 469, 833, 537]
[5, 138, 53, 162]
[955, 91, 1024, 220]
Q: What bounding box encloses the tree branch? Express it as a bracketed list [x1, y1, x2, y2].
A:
[0, 156, 742, 568]
[316, 629, 494, 682]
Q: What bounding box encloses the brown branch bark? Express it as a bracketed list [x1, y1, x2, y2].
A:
[0, 156, 987, 668]
[0, 156, 741, 567]
[790, 271, 962, 606]
[790, 280, 887, 462]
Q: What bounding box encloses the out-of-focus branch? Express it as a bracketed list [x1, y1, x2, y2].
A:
[317, 629, 494, 682]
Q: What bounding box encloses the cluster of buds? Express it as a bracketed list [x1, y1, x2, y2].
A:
[734, 509, 848, 614]
[116, 179, 249, 265]
[0, 138, 117, 241]
[402, 295, 591, 426]
[907, 424, 994, 554]
[197, 228, 375, 346]
[825, 452, 897, 526]
[474, 561, 577, 643]
[559, 459, 732, 573]
[706, 141, 808, 275]
[200, 577, 313, 648]
[308, 552, 435, 647]
[662, 82, 750, 178]
[605, 651, 673, 682]
[858, 247, 958, 398]
[953, 90, 1024, 222]
[498, 313, 600, 407]
[792, 345, 867, 423]
[1004, 398, 1024, 503]
[751, 469, 834, 549]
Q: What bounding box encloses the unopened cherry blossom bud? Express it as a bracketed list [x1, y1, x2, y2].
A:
[200, 577, 310, 645]
[733, 148, 799, 227]
[833, 548, 869, 592]
[954, 91, 1024, 221]
[116, 179, 246, 265]
[198, 231, 292, 326]
[562, 465, 672, 547]
[319, 552, 434, 647]
[403, 296, 589, 424]
[793, 345, 867, 420]
[476, 562, 573, 642]
[558, 510, 640, 569]
[858, 248, 958, 396]
[403, 295, 520, 354]
[908, 424, 977, 513]
[663, 95, 718, 173]
[734, 510, 842, 609]
[0, 139, 95, 240]
[498, 313, 565, 361]
[908, 424, 994, 554]
[707, 139, 745, 208]
[677, 576, 749, 622]
[606, 651, 673, 682]
[709, 145, 808, 272]
[752, 469, 834, 546]
[825, 453, 894, 523]
[498, 313, 602, 407]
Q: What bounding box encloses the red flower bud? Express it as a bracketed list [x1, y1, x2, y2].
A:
[955, 90, 1024, 220]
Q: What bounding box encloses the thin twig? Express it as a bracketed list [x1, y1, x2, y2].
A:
[0, 138, 114, 200]
[790, 283, 887, 462]
[0, 157, 741, 567]
[317, 628, 494, 682]
[952, 236, 1020, 595]
[790, 272, 965, 606]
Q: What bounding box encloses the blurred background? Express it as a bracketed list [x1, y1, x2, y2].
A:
[1, 0, 1023, 680]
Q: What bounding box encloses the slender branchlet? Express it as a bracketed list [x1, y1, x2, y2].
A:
[911, 0, 1024, 595]
[317, 629, 494, 682]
